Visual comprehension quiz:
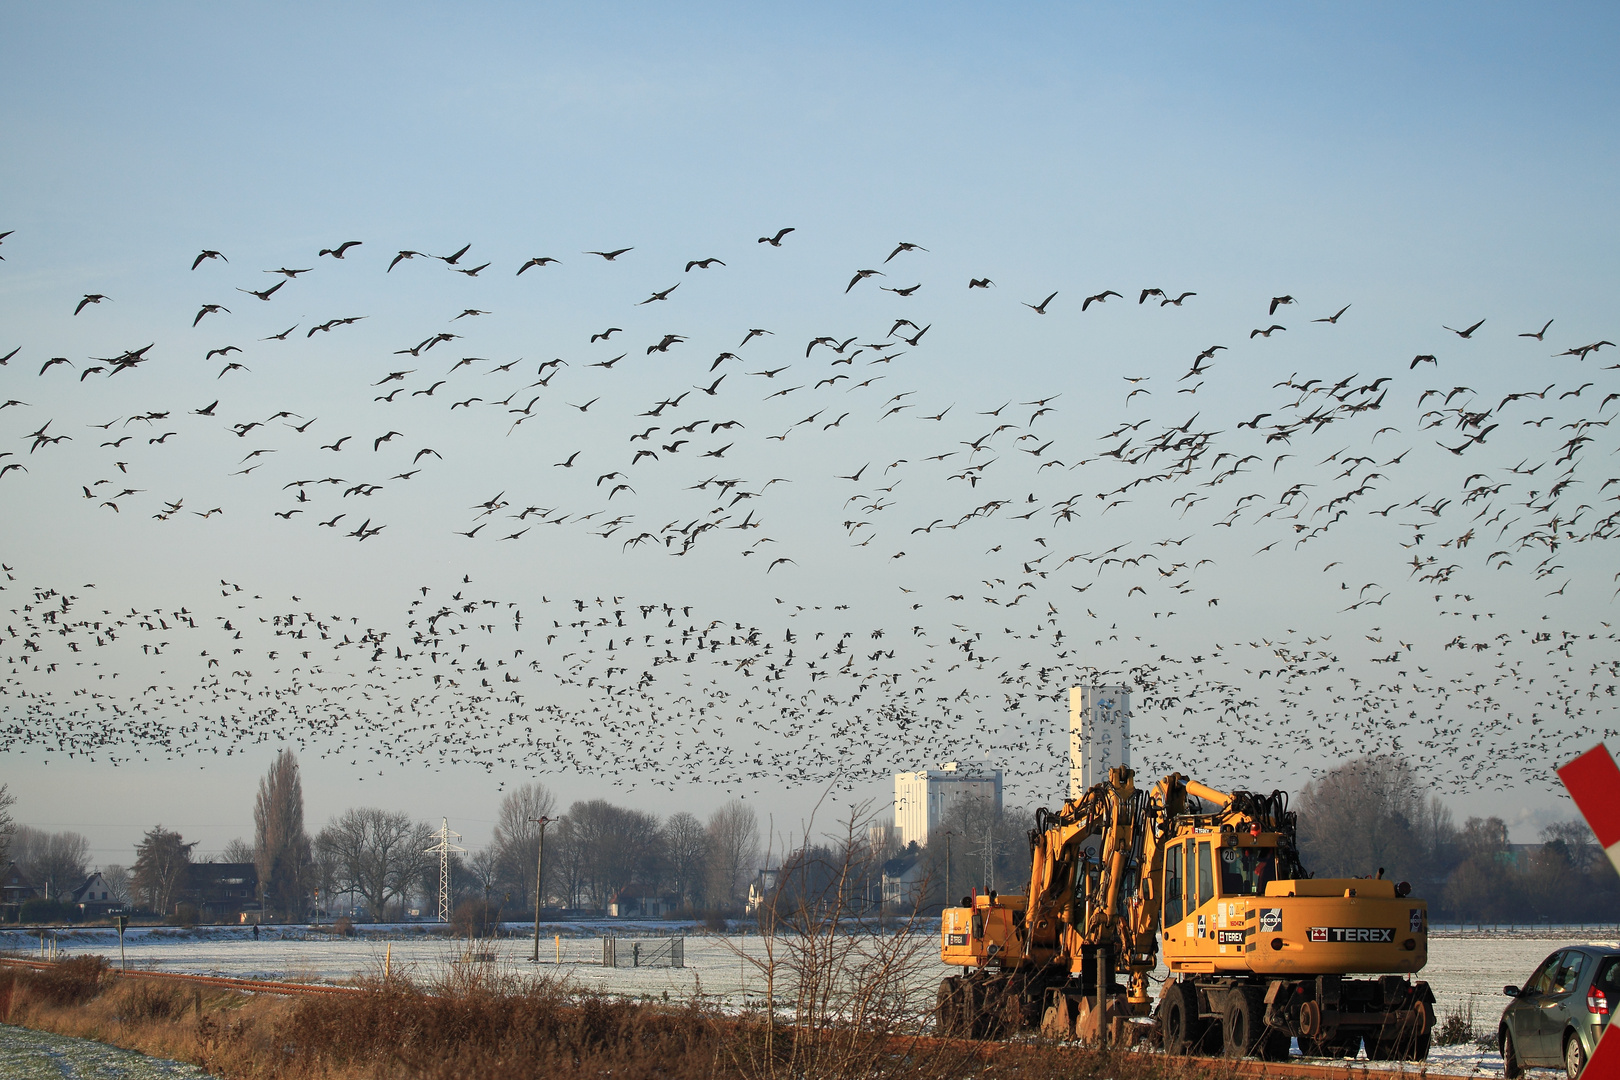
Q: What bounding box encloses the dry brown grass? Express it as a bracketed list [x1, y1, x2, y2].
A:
[0, 957, 1223, 1080]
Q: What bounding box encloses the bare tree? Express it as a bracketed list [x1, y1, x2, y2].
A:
[0, 784, 14, 866]
[254, 749, 313, 921]
[935, 795, 1026, 897]
[706, 800, 760, 910]
[1296, 754, 1434, 881]
[468, 846, 501, 901]
[489, 781, 556, 908]
[1542, 819, 1597, 874]
[310, 841, 340, 916]
[315, 808, 432, 920]
[221, 838, 256, 864]
[566, 799, 664, 909]
[1444, 816, 1516, 922]
[549, 816, 586, 909]
[100, 864, 132, 904]
[726, 805, 941, 1078]
[11, 826, 91, 900]
[663, 811, 709, 908]
[131, 826, 195, 914]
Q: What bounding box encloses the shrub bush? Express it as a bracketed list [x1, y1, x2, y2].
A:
[28, 955, 108, 1006]
[1433, 999, 1476, 1046]
[19, 899, 76, 924]
[122, 979, 185, 1021]
[452, 898, 499, 938]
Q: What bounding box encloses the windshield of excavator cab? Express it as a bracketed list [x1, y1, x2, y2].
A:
[1218, 845, 1280, 896]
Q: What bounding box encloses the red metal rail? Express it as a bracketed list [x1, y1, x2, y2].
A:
[0, 956, 367, 998]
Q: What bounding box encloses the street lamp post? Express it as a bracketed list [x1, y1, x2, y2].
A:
[529, 816, 551, 962]
[943, 830, 953, 908]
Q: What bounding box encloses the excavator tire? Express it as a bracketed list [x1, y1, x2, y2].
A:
[936, 977, 965, 1037]
[1160, 982, 1203, 1055]
[1223, 987, 1289, 1060]
[963, 978, 1006, 1039]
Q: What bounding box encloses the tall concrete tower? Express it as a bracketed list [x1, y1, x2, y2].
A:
[1069, 686, 1130, 797]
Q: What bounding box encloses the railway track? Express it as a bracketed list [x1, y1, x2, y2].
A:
[0, 957, 1459, 1076]
[903, 1031, 1443, 1079]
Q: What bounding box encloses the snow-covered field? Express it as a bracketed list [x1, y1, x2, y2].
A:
[9, 921, 1616, 1076]
[4, 921, 823, 1006]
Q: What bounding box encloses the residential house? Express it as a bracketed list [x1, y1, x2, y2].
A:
[184, 862, 260, 921]
[608, 885, 676, 918]
[881, 853, 928, 908]
[1, 862, 40, 918]
[70, 871, 123, 919]
[745, 868, 779, 914]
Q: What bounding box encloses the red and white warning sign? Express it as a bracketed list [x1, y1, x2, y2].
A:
[1557, 744, 1620, 1074]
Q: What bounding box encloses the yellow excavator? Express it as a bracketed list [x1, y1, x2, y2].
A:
[937, 766, 1434, 1060]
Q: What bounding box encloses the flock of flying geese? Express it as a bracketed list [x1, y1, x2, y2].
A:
[0, 222, 1616, 800]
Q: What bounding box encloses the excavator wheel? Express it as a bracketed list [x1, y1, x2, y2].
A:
[963, 978, 1006, 1039]
[1397, 1002, 1434, 1061]
[1160, 982, 1204, 1055]
[1223, 987, 1289, 1060]
[936, 977, 965, 1037]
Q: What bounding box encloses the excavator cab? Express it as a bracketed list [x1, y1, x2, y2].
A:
[1164, 832, 1285, 915]
[1218, 844, 1280, 896]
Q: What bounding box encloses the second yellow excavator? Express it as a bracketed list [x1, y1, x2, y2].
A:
[936, 766, 1434, 1060]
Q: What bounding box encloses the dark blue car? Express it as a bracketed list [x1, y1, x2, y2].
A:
[1499, 944, 1619, 1077]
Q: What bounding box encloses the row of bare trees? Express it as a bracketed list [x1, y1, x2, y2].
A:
[470, 785, 760, 914]
[2, 777, 103, 905]
[1296, 753, 1617, 922]
[7, 825, 92, 901]
[107, 752, 764, 921]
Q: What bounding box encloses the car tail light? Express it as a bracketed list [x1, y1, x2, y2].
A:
[1589, 987, 1608, 1015]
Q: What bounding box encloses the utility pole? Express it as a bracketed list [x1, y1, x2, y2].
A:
[986, 817, 994, 893]
[943, 830, 952, 908]
[424, 819, 464, 924]
[529, 815, 552, 962]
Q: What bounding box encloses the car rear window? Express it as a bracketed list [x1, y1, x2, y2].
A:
[1596, 957, 1620, 994]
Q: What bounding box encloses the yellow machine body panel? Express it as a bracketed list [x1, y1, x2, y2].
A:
[1158, 829, 1427, 976]
[941, 894, 1028, 968]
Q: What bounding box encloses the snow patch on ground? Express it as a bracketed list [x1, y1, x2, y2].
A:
[0, 1024, 209, 1079]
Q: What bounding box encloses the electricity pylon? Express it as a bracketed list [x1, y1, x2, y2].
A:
[424, 818, 464, 924]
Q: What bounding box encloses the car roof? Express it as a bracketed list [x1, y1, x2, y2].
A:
[1564, 943, 1620, 956]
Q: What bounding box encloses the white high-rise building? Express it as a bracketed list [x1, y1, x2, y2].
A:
[893, 762, 1003, 847]
[1069, 685, 1131, 797]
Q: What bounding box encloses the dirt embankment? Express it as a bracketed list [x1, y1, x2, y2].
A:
[0, 956, 1218, 1080]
